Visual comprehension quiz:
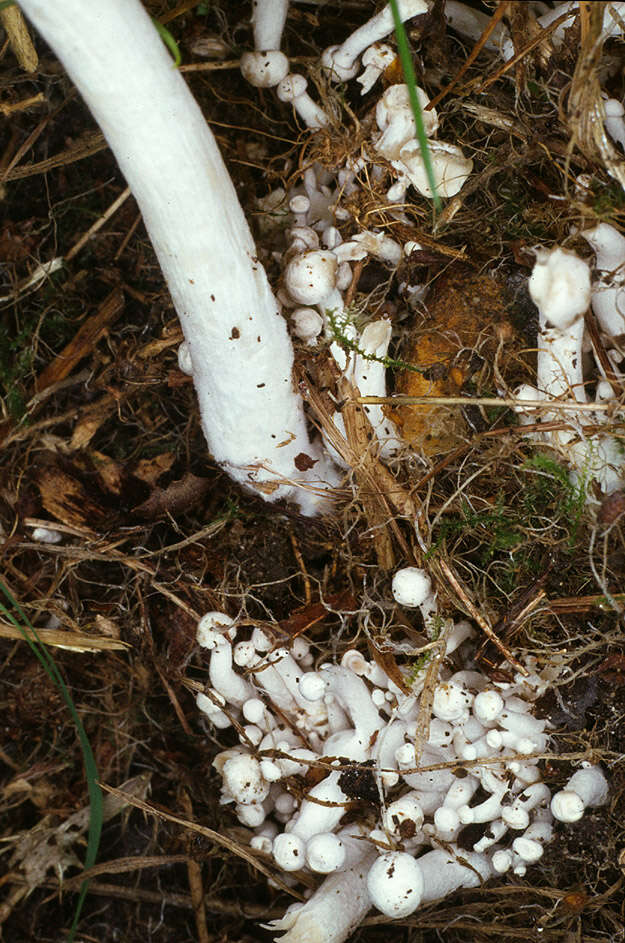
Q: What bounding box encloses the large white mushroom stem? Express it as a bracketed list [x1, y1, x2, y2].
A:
[18, 0, 339, 515]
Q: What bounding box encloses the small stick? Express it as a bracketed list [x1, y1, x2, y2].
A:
[437, 558, 528, 675]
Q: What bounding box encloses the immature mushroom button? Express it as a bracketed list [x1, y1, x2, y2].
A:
[277, 74, 329, 129]
[240, 50, 289, 88]
[285, 250, 339, 306]
[550, 765, 609, 823]
[367, 851, 424, 918]
[291, 307, 324, 344]
[272, 832, 306, 871]
[306, 832, 346, 873]
[382, 794, 424, 838]
[391, 566, 437, 627]
[222, 754, 270, 804]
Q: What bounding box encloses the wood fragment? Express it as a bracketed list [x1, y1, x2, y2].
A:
[436, 558, 528, 675]
[0, 6, 38, 72]
[36, 288, 125, 392]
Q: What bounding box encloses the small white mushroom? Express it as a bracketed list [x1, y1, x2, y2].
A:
[382, 794, 425, 839]
[322, 0, 428, 82]
[291, 307, 324, 344]
[222, 753, 271, 805]
[239, 0, 289, 88]
[398, 138, 473, 199]
[367, 851, 424, 917]
[306, 832, 347, 873]
[582, 222, 625, 340]
[273, 832, 307, 871]
[391, 567, 437, 629]
[550, 765, 609, 823]
[356, 43, 396, 95]
[277, 74, 329, 129]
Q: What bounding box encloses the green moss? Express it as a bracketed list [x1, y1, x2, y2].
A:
[427, 452, 588, 596]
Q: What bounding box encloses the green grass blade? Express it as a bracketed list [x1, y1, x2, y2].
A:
[153, 19, 182, 68]
[0, 582, 103, 942]
[389, 0, 442, 213]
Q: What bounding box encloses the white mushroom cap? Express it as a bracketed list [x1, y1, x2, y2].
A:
[529, 247, 591, 330]
[197, 611, 236, 648]
[306, 833, 346, 873]
[242, 697, 266, 725]
[432, 682, 472, 722]
[356, 42, 396, 94]
[583, 221, 625, 272]
[551, 765, 609, 822]
[277, 74, 329, 129]
[391, 567, 433, 608]
[367, 851, 424, 918]
[398, 139, 473, 199]
[31, 525, 63, 543]
[196, 690, 231, 729]
[473, 690, 505, 725]
[233, 640, 257, 667]
[291, 307, 324, 343]
[236, 802, 267, 827]
[273, 832, 306, 871]
[285, 250, 338, 306]
[382, 794, 425, 837]
[240, 50, 289, 87]
[433, 806, 461, 841]
[222, 754, 270, 805]
[298, 671, 326, 701]
[551, 789, 585, 823]
[491, 848, 513, 873]
[375, 84, 438, 160]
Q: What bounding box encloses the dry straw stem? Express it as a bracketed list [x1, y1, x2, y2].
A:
[99, 782, 307, 900]
[567, 0, 625, 191]
[357, 395, 617, 411]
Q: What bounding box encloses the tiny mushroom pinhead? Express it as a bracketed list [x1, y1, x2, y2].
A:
[366, 850, 425, 917]
[550, 765, 609, 823]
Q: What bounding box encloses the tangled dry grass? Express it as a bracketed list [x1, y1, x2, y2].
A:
[1, 1, 624, 941]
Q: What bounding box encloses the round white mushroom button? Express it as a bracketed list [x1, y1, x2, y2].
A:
[273, 833, 306, 872]
[306, 833, 346, 873]
[367, 851, 424, 918]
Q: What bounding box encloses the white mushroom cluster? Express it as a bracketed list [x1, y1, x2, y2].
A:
[195, 572, 608, 943]
[512, 243, 624, 499]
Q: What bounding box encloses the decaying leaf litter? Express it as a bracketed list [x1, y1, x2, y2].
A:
[1, 1, 624, 941]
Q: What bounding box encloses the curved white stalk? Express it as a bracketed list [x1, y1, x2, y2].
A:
[19, 0, 339, 515]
